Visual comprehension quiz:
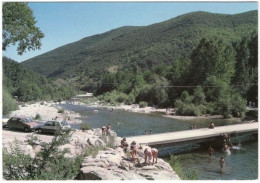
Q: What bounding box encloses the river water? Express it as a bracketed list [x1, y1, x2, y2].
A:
[60, 103, 258, 180]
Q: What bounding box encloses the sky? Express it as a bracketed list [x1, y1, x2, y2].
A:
[2, 1, 258, 63]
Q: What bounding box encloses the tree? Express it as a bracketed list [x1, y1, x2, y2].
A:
[2, 2, 44, 55]
[233, 36, 251, 96]
[203, 76, 228, 102]
[193, 86, 206, 105]
[246, 32, 258, 103]
[189, 37, 236, 84]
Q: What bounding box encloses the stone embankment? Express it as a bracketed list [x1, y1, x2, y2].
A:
[2, 128, 180, 180]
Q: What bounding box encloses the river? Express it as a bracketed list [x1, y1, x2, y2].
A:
[60, 103, 258, 180]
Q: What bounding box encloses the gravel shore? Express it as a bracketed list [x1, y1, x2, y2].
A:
[8, 101, 82, 124]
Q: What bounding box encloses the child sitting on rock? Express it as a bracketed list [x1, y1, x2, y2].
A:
[123, 142, 132, 160]
[120, 138, 127, 148]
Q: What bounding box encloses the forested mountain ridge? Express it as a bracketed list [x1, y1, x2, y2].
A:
[22, 10, 257, 83]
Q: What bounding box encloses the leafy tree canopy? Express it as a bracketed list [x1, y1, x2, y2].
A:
[2, 2, 44, 55]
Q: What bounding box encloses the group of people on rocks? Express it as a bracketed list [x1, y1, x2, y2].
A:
[101, 124, 111, 136]
[102, 122, 229, 172]
[120, 138, 158, 166]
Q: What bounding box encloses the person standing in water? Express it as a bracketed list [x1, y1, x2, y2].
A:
[227, 134, 233, 148]
[223, 141, 229, 151]
[208, 146, 215, 156]
[219, 156, 225, 171]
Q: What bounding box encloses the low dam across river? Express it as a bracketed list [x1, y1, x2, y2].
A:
[126, 122, 258, 147]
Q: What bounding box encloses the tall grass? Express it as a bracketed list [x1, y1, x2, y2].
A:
[168, 155, 199, 180]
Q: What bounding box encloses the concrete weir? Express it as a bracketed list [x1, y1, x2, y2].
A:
[126, 122, 258, 147]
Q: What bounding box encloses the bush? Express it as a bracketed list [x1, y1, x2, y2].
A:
[80, 123, 91, 131]
[230, 92, 247, 117]
[180, 91, 192, 103]
[2, 88, 18, 115]
[125, 93, 135, 105]
[97, 91, 118, 105]
[116, 92, 129, 103]
[181, 104, 201, 116]
[3, 130, 83, 180]
[58, 108, 64, 113]
[175, 100, 201, 116]
[168, 155, 198, 180]
[193, 86, 206, 105]
[139, 101, 148, 108]
[215, 99, 232, 118]
[81, 146, 105, 157]
[34, 114, 41, 120]
[205, 102, 215, 115]
[98, 91, 135, 105]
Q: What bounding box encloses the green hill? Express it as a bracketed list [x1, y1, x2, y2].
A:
[21, 10, 257, 87]
[3, 57, 76, 107]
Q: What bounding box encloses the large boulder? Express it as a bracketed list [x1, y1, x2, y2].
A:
[78, 147, 180, 180]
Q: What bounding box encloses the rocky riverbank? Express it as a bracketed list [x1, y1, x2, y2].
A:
[2, 128, 180, 180]
[8, 101, 82, 124]
[76, 96, 241, 120]
[78, 146, 180, 180]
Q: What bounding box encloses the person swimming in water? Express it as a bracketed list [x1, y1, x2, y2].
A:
[219, 156, 225, 171]
[208, 146, 215, 156]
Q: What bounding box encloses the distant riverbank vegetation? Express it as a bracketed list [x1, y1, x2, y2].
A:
[2, 57, 76, 115]
[94, 33, 257, 118]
